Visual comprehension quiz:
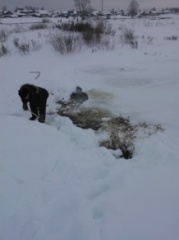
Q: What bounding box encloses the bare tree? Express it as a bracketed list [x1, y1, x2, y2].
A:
[127, 0, 139, 18]
[74, 0, 91, 19]
[2, 6, 7, 12]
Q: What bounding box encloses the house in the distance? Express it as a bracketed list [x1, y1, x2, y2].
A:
[34, 10, 50, 17]
[15, 8, 36, 17]
[0, 10, 13, 18]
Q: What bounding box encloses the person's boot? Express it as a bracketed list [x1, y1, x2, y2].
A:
[38, 114, 45, 123]
[29, 115, 37, 121]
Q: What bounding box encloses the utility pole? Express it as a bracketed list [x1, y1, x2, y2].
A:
[101, 0, 103, 12]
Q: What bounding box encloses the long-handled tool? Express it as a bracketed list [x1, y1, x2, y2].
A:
[28, 109, 50, 125]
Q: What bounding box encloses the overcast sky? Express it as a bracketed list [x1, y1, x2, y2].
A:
[0, 0, 178, 11]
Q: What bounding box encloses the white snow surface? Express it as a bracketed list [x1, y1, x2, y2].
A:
[0, 16, 179, 240]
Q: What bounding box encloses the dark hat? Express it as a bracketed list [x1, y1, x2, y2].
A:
[18, 88, 29, 99]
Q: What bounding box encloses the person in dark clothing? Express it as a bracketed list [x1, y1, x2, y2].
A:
[18, 84, 49, 123]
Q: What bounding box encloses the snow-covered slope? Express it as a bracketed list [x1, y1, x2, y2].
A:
[0, 16, 179, 240]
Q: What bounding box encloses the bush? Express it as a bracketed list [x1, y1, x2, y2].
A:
[54, 21, 115, 46]
[60, 22, 93, 32]
[31, 40, 42, 51]
[13, 37, 30, 55]
[0, 44, 9, 57]
[42, 18, 50, 23]
[49, 33, 81, 54]
[82, 27, 94, 44]
[29, 23, 48, 31]
[95, 21, 105, 34]
[94, 21, 105, 43]
[83, 21, 115, 45]
[164, 35, 178, 41]
[0, 29, 9, 43]
[104, 23, 116, 36]
[120, 27, 138, 48]
[13, 37, 42, 54]
[11, 25, 26, 34]
[82, 21, 105, 45]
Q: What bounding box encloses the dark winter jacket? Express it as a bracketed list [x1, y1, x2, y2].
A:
[18, 84, 49, 122]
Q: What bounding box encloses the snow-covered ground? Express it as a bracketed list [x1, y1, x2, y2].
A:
[0, 15, 179, 240]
